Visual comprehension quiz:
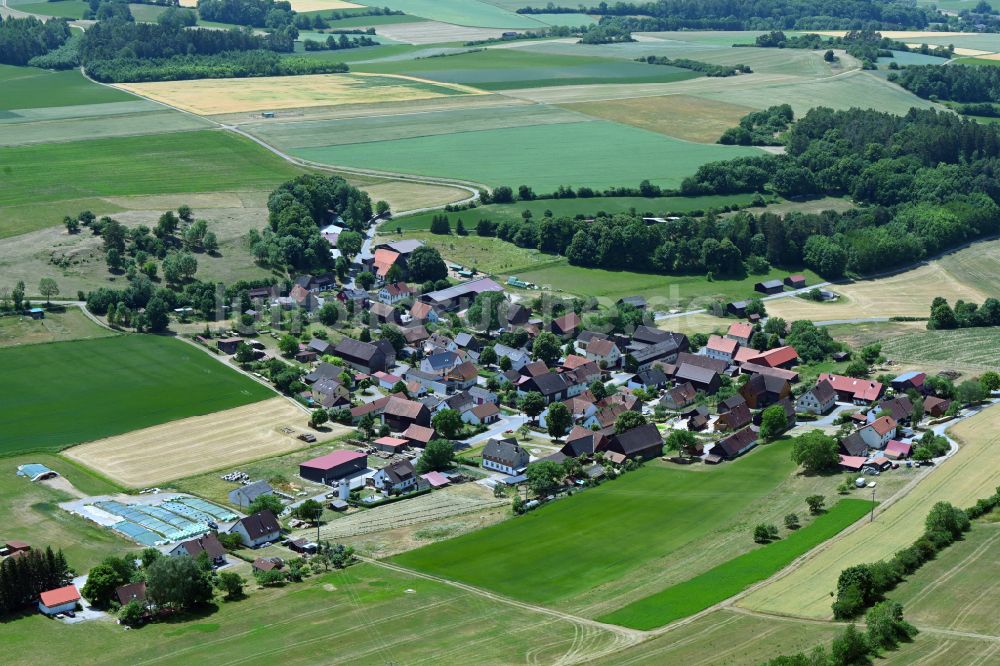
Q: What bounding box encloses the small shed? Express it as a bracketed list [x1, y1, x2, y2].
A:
[38, 585, 80, 616]
[29, 308, 45, 320]
[754, 280, 785, 295]
[784, 274, 807, 289]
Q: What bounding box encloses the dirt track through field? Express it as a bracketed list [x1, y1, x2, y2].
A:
[65, 398, 344, 487]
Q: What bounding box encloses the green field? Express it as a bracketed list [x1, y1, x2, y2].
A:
[387, 193, 758, 231]
[127, 2, 168, 21]
[0, 335, 274, 453]
[601, 499, 874, 629]
[880, 327, 1000, 373]
[3, 561, 619, 664]
[14, 0, 88, 18]
[0, 454, 131, 570]
[357, 0, 545, 28]
[393, 442, 800, 609]
[353, 47, 699, 89]
[292, 121, 760, 191]
[0, 65, 135, 111]
[0, 130, 304, 237]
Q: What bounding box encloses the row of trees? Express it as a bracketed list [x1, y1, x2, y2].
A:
[638, 54, 751, 77]
[303, 34, 377, 51]
[0, 547, 70, 616]
[86, 49, 346, 83]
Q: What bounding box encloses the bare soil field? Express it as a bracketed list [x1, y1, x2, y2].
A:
[65, 398, 344, 487]
[738, 402, 1000, 619]
[765, 261, 987, 321]
[562, 94, 755, 143]
[115, 73, 483, 116]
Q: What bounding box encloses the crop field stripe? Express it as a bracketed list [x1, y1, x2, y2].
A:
[0, 65, 136, 110]
[599, 499, 874, 630]
[0, 335, 274, 453]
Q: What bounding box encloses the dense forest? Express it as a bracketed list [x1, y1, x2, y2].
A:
[86, 49, 346, 82]
[249, 175, 375, 272]
[518, 0, 938, 30]
[891, 64, 1000, 104]
[0, 16, 71, 66]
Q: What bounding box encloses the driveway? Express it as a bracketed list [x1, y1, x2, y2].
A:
[462, 414, 529, 445]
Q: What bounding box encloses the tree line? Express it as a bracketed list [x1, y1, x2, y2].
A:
[891, 63, 1000, 105]
[0, 16, 71, 66]
[681, 106, 1000, 276]
[197, 0, 293, 29]
[86, 49, 347, 83]
[303, 33, 377, 51]
[517, 0, 938, 31]
[637, 55, 751, 77]
[927, 296, 1000, 330]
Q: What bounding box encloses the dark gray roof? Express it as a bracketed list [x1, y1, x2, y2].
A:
[483, 438, 529, 467]
[612, 423, 663, 456]
[715, 428, 757, 458]
[633, 326, 685, 347]
[236, 510, 280, 540]
[528, 372, 569, 396]
[381, 459, 416, 485]
[230, 480, 273, 504]
[305, 362, 342, 384]
[841, 431, 868, 457]
[675, 363, 718, 386]
[335, 338, 380, 362]
[675, 352, 728, 374]
[809, 380, 837, 404]
[633, 368, 668, 386]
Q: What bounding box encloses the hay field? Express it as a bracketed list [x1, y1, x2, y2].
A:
[880, 328, 1000, 374]
[115, 73, 482, 116]
[738, 402, 1000, 619]
[65, 398, 344, 487]
[563, 94, 756, 143]
[362, 180, 469, 210]
[0, 308, 117, 347]
[937, 237, 1000, 294]
[765, 261, 987, 321]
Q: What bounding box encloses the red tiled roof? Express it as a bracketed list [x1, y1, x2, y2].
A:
[374, 436, 408, 447]
[587, 338, 616, 356]
[707, 335, 738, 355]
[734, 347, 761, 364]
[301, 450, 366, 471]
[562, 354, 590, 369]
[40, 585, 80, 608]
[839, 455, 866, 470]
[727, 322, 753, 339]
[754, 345, 798, 367]
[402, 424, 435, 443]
[373, 249, 400, 277]
[868, 415, 897, 436]
[818, 373, 884, 402]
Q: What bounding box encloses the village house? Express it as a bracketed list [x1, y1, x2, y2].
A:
[454, 332, 482, 352]
[378, 282, 415, 305]
[797, 380, 837, 415]
[169, 533, 227, 566]
[420, 349, 462, 377]
[740, 373, 791, 409]
[38, 585, 81, 616]
[891, 371, 926, 393]
[550, 312, 582, 337]
[505, 302, 530, 328]
[299, 450, 368, 485]
[675, 363, 721, 395]
[858, 415, 897, 450]
[713, 427, 758, 460]
[840, 430, 869, 457]
[617, 295, 647, 310]
[705, 335, 739, 363]
[726, 322, 753, 346]
[716, 400, 752, 432]
[227, 480, 274, 509]
[463, 402, 501, 425]
[370, 302, 402, 325]
[660, 382, 697, 410]
[334, 338, 391, 374]
[924, 395, 951, 417]
[493, 343, 531, 371]
[372, 436, 408, 455]
[420, 277, 504, 312]
[627, 367, 669, 390]
[818, 373, 885, 404]
[227, 510, 281, 548]
[482, 438, 530, 476]
[401, 424, 436, 448]
[874, 395, 914, 425]
[606, 423, 663, 461]
[584, 337, 621, 368]
[749, 345, 799, 369]
[115, 581, 147, 607]
[383, 396, 431, 432]
[410, 301, 439, 324]
[371, 459, 418, 494]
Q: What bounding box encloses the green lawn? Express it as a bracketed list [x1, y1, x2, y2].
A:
[0, 308, 118, 348]
[0, 453, 131, 570]
[3, 562, 618, 664]
[393, 442, 799, 607]
[353, 47, 699, 89]
[601, 499, 874, 629]
[0, 130, 305, 236]
[0, 335, 275, 453]
[0, 65, 135, 111]
[292, 121, 761, 191]
[386, 193, 759, 231]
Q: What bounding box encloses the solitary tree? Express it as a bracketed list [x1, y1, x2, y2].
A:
[518, 391, 546, 423]
[664, 430, 698, 456]
[38, 278, 59, 304]
[146, 555, 213, 610]
[784, 513, 800, 529]
[615, 410, 647, 434]
[356, 271, 376, 290]
[759, 404, 788, 441]
[292, 499, 324, 525]
[532, 332, 561, 366]
[248, 493, 284, 516]
[806, 494, 826, 515]
[432, 408, 463, 439]
[546, 401, 572, 439]
[278, 334, 299, 357]
[790, 430, 840, 474]
[216, 572, 246, 601]
[526, 460, 563, 496]
[753, 523, 779, 543]
[479, 346, 497, 367]
[309, 409, 328, 429]
[416, 438, 455, 473]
